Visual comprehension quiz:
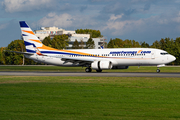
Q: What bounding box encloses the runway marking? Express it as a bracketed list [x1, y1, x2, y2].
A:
[0, 71, 180, 77]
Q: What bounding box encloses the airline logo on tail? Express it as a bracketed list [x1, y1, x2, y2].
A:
[19, 21, 43, 54]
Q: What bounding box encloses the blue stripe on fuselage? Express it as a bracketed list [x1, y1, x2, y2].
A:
[26, 49, 36, 53]
[41, 51, 78, 55]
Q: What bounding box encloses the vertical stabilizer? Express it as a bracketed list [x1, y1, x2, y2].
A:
[19, 21, 43, 53]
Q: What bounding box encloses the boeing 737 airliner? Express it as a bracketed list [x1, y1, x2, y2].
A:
[15, 21, 176, 73]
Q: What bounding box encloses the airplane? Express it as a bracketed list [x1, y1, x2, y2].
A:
[15, 21, 176, 73]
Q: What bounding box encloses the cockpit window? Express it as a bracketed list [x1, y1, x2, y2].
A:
[160, 52, 169, 55]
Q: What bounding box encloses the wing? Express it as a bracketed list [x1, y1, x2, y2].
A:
[61, 57, 94, 66]
[51, 55, 94, 66]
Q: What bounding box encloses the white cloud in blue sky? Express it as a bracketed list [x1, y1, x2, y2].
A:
[0, 0, 180, 47]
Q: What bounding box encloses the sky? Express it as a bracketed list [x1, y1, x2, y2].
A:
[1, 0, 180, 47]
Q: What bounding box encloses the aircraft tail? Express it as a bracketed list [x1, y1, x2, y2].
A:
[19, 21, 43, 53]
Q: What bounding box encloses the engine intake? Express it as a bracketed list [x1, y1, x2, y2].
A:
[91, 61, 112, 70]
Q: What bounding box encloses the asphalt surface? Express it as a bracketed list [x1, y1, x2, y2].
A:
[0, 71, 180, 77]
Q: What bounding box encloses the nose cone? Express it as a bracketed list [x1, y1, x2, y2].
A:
[170, 55, 176, 62]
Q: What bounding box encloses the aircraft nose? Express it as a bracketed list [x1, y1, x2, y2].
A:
[170, 55, 176, 62]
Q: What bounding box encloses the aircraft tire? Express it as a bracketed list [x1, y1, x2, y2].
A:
[85, 68, 92, 72]
[96, 69, 102, 72]
[156, 69, 160, 73]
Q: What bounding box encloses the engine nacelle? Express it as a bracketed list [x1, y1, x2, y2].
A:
[91, 61, 112, 70]
[112, 66, 129, 69]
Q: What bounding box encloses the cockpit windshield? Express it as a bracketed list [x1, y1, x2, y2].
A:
[160, 52, 169, 55]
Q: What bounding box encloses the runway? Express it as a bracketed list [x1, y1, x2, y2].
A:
[0, 71, 180, 77]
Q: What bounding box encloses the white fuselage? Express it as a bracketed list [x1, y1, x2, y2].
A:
[25, 48, 176, 67]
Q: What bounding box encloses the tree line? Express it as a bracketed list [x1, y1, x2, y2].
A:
[42, 35, 95, 49]
[75, 29, 103, 38]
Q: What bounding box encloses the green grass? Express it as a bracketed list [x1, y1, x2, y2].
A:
[0, 65, 180, 72]
[1, 76, 180, 119]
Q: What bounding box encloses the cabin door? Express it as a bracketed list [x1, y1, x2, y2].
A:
[151, 51, 155, 59]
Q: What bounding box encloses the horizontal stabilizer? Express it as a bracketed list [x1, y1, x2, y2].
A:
[5, 50, 34, 55]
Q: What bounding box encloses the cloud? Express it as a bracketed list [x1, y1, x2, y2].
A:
[109, 14, 124, 21]
[144, 3, 151, 11]
[103, 14, 145, 35]
[0, 20, 20, 47]
[1, 0, 52, 13]
[0, 23, 8, 30]
[38, 13, 74, 28]
[37, 12, 100, 29]
[80, 5, 88, 12]
[172, 11, 180, 23]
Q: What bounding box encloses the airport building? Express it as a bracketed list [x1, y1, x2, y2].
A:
[34, 27, 106, 49]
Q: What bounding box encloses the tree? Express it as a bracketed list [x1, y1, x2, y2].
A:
[0, 47, 5, 65]
[72, 39, 80, 49]
[114, 38, 124, 48]
[123, 39, 132, 48]
[107, 38, 141, 48]
[51, 35, 69, 49]
[86, 37, 95, 49]
[141, 41, 150, 48]
[43, 36, 52, 47]
[173, 37, 180, 65]
[159, 38, 166, 50]
[151, 40, 161, 49]
[107, 39, 114, 48]
[3, 40, 25, 65]
[2, 40, 42, 65]
[75, 29, 103, 38]
[79, 40, 84, 49]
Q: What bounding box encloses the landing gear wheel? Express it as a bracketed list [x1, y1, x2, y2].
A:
[96, 69, 102, 72]
[156, 69, 160, 73]
[85, 68, 92, 72]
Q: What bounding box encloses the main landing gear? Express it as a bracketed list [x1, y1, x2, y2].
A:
[96, 69, 102, 72]
[85, 68, 102, 73]
[85, 67, 92, 72]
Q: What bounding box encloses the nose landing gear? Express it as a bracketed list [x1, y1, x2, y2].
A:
[156, 69, 160, 73]
[156, 64, 165, 73]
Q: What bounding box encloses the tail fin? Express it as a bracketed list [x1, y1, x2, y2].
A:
[19, 21, 43, 53]
[100, 44, 104, 49]
[100, 45, 104, 49]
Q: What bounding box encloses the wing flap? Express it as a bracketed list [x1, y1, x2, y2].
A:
[60, 56, 94, 66]
[61, 57, 94, 66]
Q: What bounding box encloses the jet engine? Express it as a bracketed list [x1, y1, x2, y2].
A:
[91, 61, 112, 70]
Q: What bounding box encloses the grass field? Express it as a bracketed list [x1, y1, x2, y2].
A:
[0, 65, 180, 73]
[1, 76, 180, 120]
